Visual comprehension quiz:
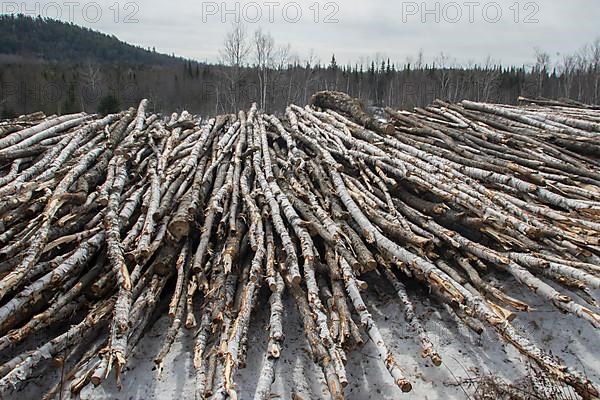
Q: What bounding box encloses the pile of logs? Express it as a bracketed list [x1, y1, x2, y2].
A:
[0, 91, 599, 399]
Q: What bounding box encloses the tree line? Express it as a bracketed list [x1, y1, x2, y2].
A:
[0, 16, 599, 117]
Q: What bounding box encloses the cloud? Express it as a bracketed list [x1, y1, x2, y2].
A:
[8, 0, 600, 66]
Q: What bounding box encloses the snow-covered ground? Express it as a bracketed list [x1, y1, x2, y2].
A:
[70, 274, 600, 400]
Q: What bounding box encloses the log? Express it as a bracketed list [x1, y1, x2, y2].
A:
[0, 93, 598, 400]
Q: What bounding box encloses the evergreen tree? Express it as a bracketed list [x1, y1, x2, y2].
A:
[62, 81, 78, 114]
[329, 54, 338, 70]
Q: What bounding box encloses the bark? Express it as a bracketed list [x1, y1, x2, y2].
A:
[1, 93, 599, 399]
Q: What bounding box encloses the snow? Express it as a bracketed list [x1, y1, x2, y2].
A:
[73, 274, 600, 400]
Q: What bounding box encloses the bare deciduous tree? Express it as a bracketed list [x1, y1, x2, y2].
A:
[220, 21, 251, 110]
[80, 60, 102, 111]
[254, 28, 275, 111]
[481, 56, 500, 102]
[534, 47, 551, 97]
[559, 54, 576, 98]
[435, 52, 453, 100]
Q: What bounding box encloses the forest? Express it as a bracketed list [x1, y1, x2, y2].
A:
[0, 14, 599, 117]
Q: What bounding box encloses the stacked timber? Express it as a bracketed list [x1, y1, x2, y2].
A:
[0, 92, 598, 399]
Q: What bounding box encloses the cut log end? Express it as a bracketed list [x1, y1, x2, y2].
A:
[397, 380, 413, 393]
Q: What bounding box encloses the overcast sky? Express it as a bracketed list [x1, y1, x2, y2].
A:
[6, 0, 600, 67]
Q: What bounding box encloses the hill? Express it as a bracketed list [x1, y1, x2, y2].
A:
[0, 14, 179, 65]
